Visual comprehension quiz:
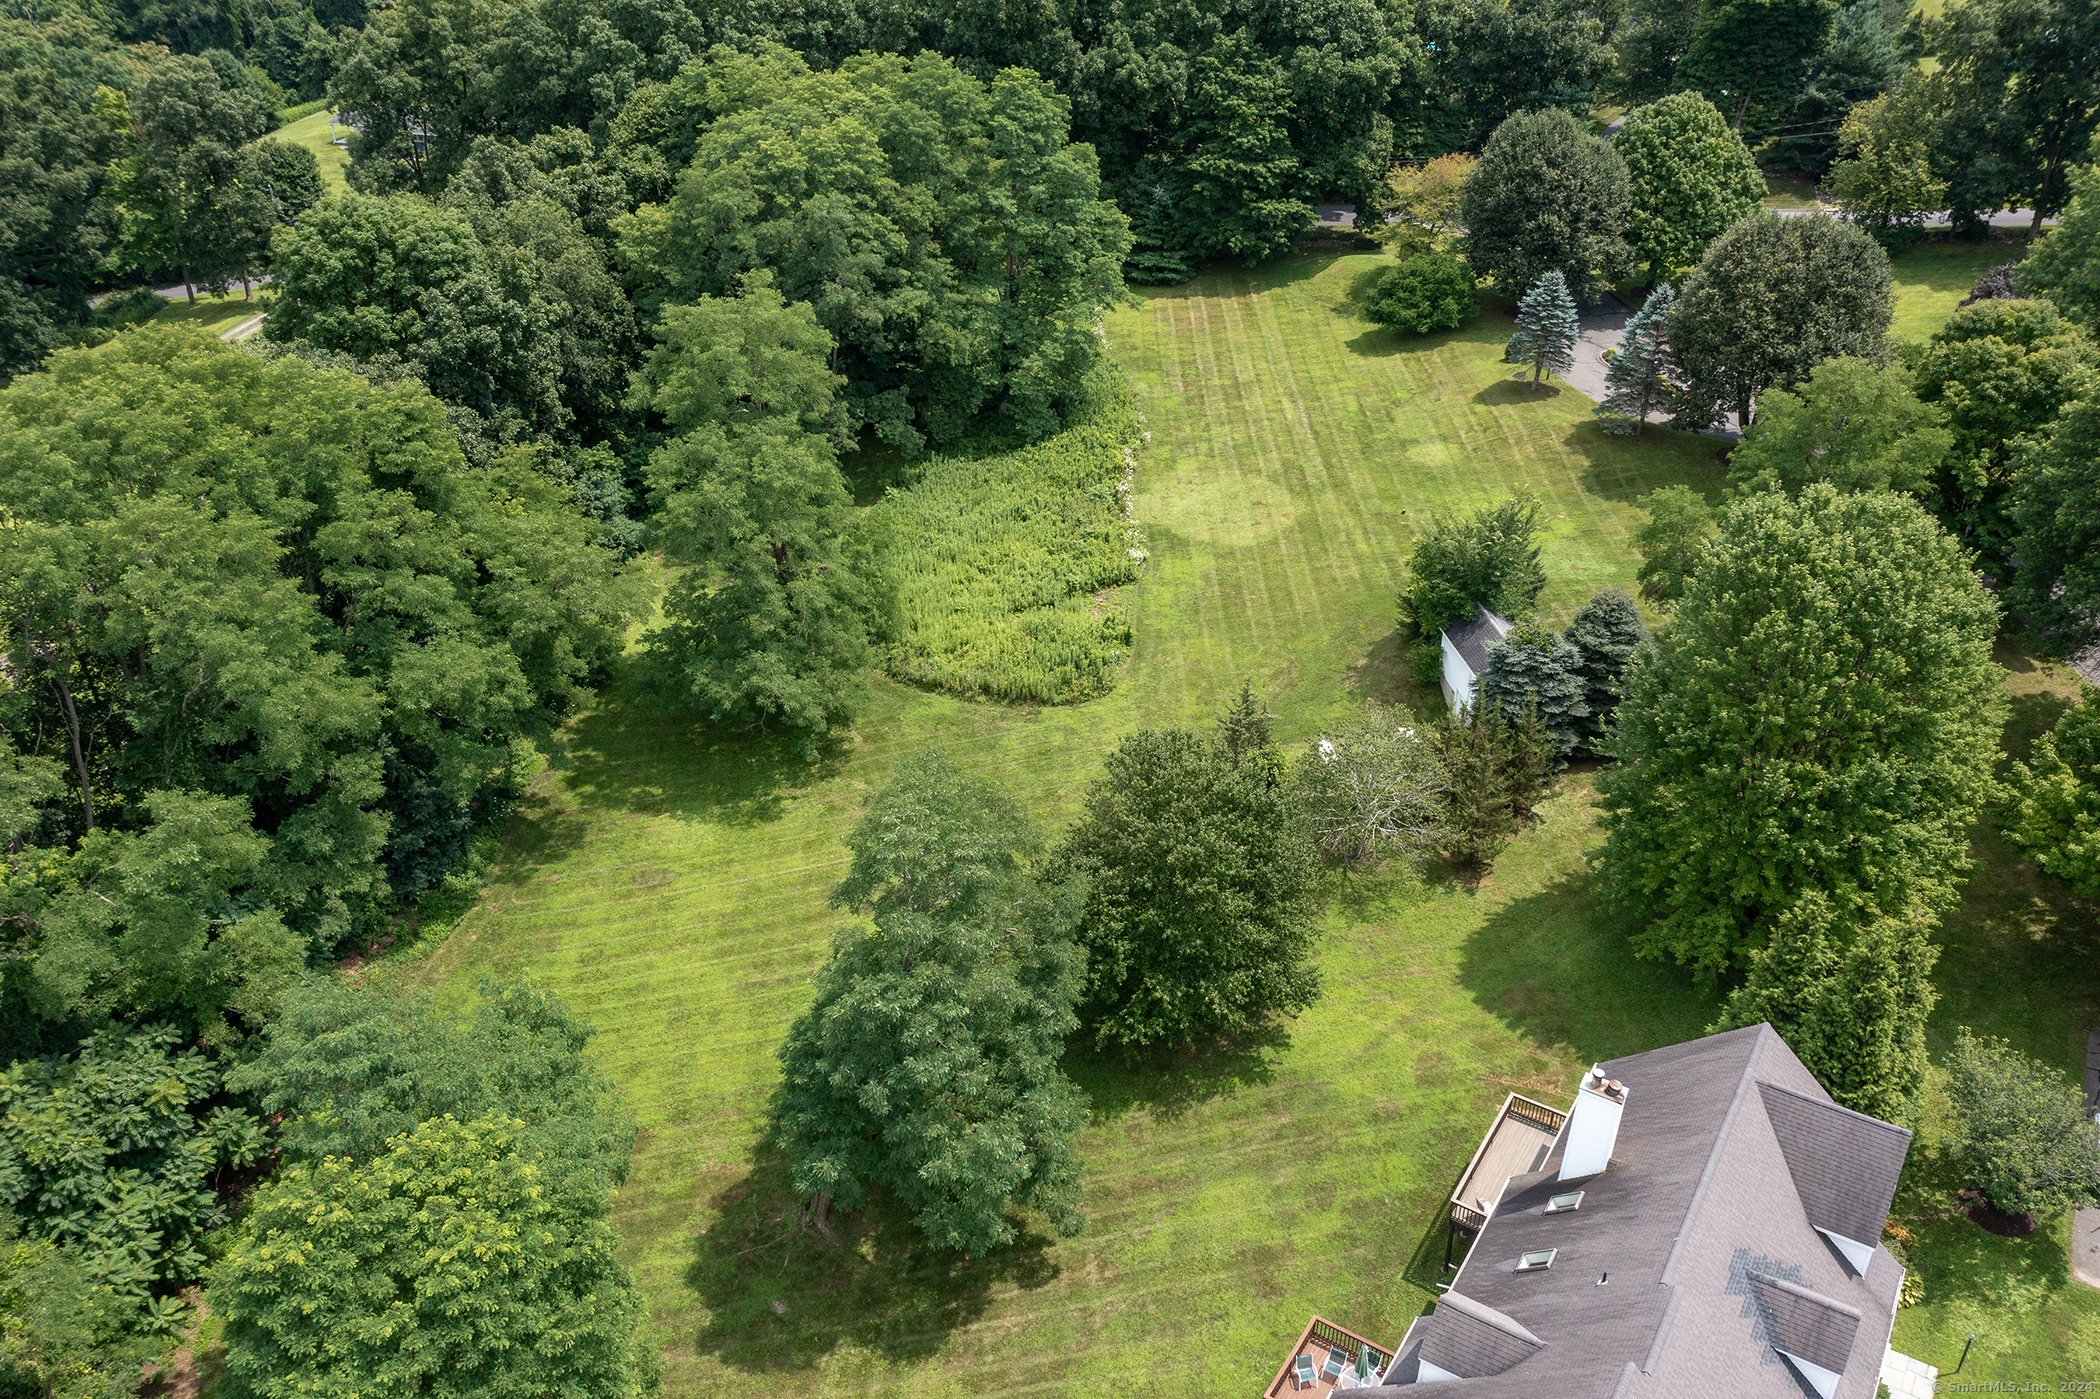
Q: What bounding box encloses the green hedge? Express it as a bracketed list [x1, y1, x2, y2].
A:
[273, 98, 330, 128]
[870, 367, 1148, 704]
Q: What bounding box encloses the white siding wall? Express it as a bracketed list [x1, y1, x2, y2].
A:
[1441, 633, 1476, 711]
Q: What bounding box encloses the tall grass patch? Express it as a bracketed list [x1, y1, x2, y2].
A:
[871, 367, 1147, 704]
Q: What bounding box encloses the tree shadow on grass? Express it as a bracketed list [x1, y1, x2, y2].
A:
[685, 1139, 1060, 1376]
[546, 668, 849, 832]
[1064, 1023, 1293, 1127]
[1474, 379, 1558, 406]
[1455, 874, 1714, 1065]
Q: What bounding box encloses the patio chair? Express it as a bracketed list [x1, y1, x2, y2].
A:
[1293, 1354, 1319, 1390]
[1323, 1347, 1349, 1382]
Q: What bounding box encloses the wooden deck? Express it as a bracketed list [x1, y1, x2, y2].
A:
[1448, 1093, 1567, 1230]
[1264, 1317, 1393, 1398]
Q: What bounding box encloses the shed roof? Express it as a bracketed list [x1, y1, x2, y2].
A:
[1442, 603, 1514, 674]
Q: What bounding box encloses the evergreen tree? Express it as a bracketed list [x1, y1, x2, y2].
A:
[1595, 283, 1678, 434]
[774, 752, 1088, 1254]
[1677, 0, 1839, 138]
[1436, 705, 1518, 867]
[1617, 92, 1765, 282]
[1507, 695, 1557, 819]
[1478, 618, 1589, 757]
[1218, 679, 1276, 765]
[1597, 486, 2004, 982]
[1710, 893, 1938, 1124]
[1051, 730, 1322, 1050]
[1561, 589, 1650, 751]
[1511, 271, 1579, 391]
[2008, 684, 2100, 899]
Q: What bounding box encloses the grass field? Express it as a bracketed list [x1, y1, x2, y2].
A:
[272, 107, 351, 193]
[148, 288, 272, 338]
[1889, 236, 2034, 343]
[408, 246, 2100, 1394]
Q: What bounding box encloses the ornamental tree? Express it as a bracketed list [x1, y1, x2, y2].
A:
[1461, 109, 1632, 299]
[2008, 686, 2100, 900]
[1913, 298, 2097, 572]
[1510, 271, 1579, 390]
[1052, 730, 1321, 1050]
[1373, 154, 1475, 254]
[1710, 893, 1938, 1124]
[1617, 92, 1764, 282]
[1668, 212, 1893, 427]
[1596, 486, 2004, 982]
[1595, 282, 1678, 434]
[216, 1115, 652, 1399]
[774, 752, 1087, 1253]
[1946, 1031, 2100, 1223]
[1724, 356, 1951, 497]
[1365, 253, 1479, 335]
[1289, 705, 1447, 868]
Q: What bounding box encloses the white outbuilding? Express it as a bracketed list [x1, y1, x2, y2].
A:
[1440, 603, 1514, 710]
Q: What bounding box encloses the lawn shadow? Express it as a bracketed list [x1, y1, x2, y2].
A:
[684, 1139, 1060, 1376]
[1455, 873, 1714, 1064]
[1474, 379, 1558, 406]
[1345, 625, 1441, 718]
[1066, 1024, 1292, 1127]
[1334, 261, 1388, 315]
[1565, 419, 1727, 505]
[550, 667, 848, 832]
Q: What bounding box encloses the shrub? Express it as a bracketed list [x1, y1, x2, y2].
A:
[1289, 705, 1447, 868]
[1364, 253, 1479, 334]
[1946, 1030, 2100, 1223]
[1399, 494, 1548, 685]
[868, 367, 1146, 704]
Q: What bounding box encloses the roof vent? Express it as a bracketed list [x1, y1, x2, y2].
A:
[1558, 1064, 1629, 1181]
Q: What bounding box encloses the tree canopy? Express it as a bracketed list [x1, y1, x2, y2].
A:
[1460, 108, 1631, 298]
[1597, 485, 2004, 982]
[1616, 91, 1764, 282]
[1724, 355, 1950, 497]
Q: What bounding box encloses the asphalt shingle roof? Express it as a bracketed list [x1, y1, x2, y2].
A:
[1378, 1024, 1913, 1398]
[1442, 603, 1514, 674]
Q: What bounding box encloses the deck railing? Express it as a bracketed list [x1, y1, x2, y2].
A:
[1445, 1092, 1570, 1233]
[1505, 1094, 1568, 1133]
[1264, 1315, 1394, 1398]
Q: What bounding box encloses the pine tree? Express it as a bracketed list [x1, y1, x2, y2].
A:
[1512, 271, 1580, 390]
[1561, 589, 1651, 751]
[1595, 283, 1678, 434]
[1478, 618, 1590, 758]
[1506, 695, 1557, 820]
[1218, 679, 1276, 763]
[1437, 705, 1517, 867]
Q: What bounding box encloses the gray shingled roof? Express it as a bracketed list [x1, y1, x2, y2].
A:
[1416, 1290, 1543, 1378]
[1376, 1024, 1913, 1398]
[1442, 603, 1514, 674]
[1758, 1080, 1910, 1250]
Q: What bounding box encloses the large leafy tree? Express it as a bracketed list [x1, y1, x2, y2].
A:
[0, 329, 641, 952]
[0, 1216, 160, 1399]
[1946, 1030, 2100, 1223]
[0, 18, 152, 380]
[1169, 35, 1316, 268]
[2006, 388, 2100, 646]
[632, 276, 872, 751]
[1829, 82, 1949, 248]
[1419, 0, 1615, 150]
[1911, 297, 2096, 571]
[1667, 211, 1893, 427]
[1051, 729, 1321, 1050]
[621, 50, 1130, 450]
[1596, 485, 2004, 982]
[2018, 133, 2100, 331]
[1632, 483, 1717, 605]
[216, 1114, 652, 1399]
[1461, 108, 1632, 298]
[1399, 493, 1548, 683]
[2008, 685, 2100, 900]
[1676, 0, 1837, 138]
[1723, 355, 1951, 497]
[1710, 893, 1937, 1124]
[1771, 0, 1912, 177]
[773, 752, 1088, 1255]
[1617, 91, 1764, 283]
[0, 1026, 266, 1318]
[1918, 0, 2100, 234]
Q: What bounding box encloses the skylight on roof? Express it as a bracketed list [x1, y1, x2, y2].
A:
[1515, 1249, 1557, 1272]
[1545, 1191, 1584, 1213]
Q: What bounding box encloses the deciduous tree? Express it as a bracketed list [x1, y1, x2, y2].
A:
[2007, 685, 2100, 900]
[1290, 705, 1447, 868]
[1677, 0, 1837, 138]
[1830, 83, 1948, 248]
[1461, 108, 1632, 298]
[1400, 493, 1548, 682]
[1597, 486, 2004, 982]
[1617, 91, 1764, 282]
[2017, 133, 2100, 331]
[1633, 484, 1717, 604]
[1052, 730, 1321, 1050]
[1946, 1030, 2100, 1224]
[1724, 355, 1950, 496]
[2006, 391, 2100, 649]
[1364, 252, 1479, 334]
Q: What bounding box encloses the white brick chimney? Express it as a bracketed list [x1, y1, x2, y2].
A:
[1559, 1064, 1629, 1180]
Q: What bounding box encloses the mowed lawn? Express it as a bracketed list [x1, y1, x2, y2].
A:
[417, 249, 2100, 1394]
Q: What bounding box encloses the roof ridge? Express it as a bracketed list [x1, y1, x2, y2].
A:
[1659, 1023, 1770, 1286]
[1754, 1077, 1914, 1141]
[1439, 1288, 1546, 1348]
[1750, 1273, 1864, 1320]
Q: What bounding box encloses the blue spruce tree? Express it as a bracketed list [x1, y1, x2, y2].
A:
[1512, 271, 1579, 391]
[1594, 283, 1678, 435]
[1479, 618, 1590, 758]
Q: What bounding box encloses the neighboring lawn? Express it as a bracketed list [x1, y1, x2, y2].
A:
[399, 250, 2097, 1395]
[1762, 170, 1828, 210]
[272, 107, 351, 193]
[149, 288, 272, 337]
[1888, 236, 2033, 344]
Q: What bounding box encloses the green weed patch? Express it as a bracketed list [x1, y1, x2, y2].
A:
[871, 369, 1147, 704]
